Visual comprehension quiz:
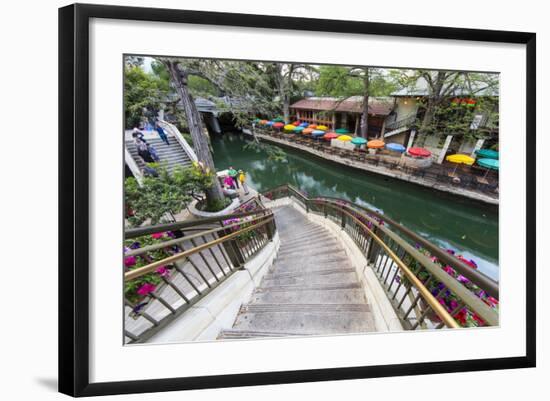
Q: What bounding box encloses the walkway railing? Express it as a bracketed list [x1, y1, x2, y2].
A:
[123, 206, 276, 343]
[261, 184, 499, 330]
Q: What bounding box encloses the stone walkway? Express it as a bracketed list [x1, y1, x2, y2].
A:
[218, 205, 376, 339]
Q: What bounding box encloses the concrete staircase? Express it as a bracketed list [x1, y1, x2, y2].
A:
[218, 205, 376, 339]
[125, 135, 193, 173]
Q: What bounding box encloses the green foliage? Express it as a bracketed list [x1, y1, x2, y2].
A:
[125, 163, 215, 227]
[315, 66, 398, 97]
[199, 197, 232, 212]
[124, 64, 169, 128]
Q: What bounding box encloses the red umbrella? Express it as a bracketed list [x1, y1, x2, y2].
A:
[323, 132, 339, 141]
[408, 147, 432, 157]
[273, 122, 284, 129]
[292, 121, 300, 126]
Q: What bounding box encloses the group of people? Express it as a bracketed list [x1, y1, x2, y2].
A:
[131, 122, 173, 177]
[223, 166, 249, 195]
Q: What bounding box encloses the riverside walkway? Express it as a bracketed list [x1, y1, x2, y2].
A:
[247, 130, 498, 205]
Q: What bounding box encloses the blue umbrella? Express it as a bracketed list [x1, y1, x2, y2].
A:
[293, 126, 305, 133]
[266, 121, 274, 126]
[300, 122, 309, 127]
[312, 130, 326, 139]
[386, 143, 406, 153]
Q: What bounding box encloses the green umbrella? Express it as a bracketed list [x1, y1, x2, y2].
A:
[272, 117, 285, 122]
[476, 149, 499, 159]
[227, 168, 238, 177]
[351, 137, 367, 146]
[293, 126, 305, 133]
[335, 128, 350, 134]
[476, 158, 499, 178]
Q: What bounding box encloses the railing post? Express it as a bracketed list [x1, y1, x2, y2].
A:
[324, 203, 328, 218]
[219, 223, 246, 268]
[341, 210, 346, 229]
[306, 200, 310, 214]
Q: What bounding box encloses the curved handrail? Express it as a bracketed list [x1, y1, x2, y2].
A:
[125, 207, 270, 239]
[260, 183, 499, 327]
[125, 215, 274, 281]
[262, 183, 498, 299]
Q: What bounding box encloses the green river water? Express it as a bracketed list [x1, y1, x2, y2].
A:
[211, 134, 499, 281]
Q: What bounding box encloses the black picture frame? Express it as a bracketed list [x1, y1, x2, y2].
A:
[58, 3, 536, 397]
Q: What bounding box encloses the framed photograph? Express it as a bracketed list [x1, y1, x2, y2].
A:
[59, 3, 536, 397]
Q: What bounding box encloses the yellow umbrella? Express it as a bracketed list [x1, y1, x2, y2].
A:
[337, 135, 352, 141]
[283, 124, 295, 132]
[446, 154, 475, 165]
[446, 154, 475, 174]
[316, 125, 328, 131]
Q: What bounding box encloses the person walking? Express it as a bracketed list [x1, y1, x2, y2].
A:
[154, 122, 170, 146]
[238, 170, 249, 195]
[228, 166, 239, 189]
[147, 142, 160, 162]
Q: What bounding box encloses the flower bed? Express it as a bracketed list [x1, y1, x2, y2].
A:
[124, 231, 180, 316]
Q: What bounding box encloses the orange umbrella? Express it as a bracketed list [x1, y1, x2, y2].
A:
[292, 121, 300, 126]
[308, 124, 317, 129]
[302, 128, 314, 135]
[367, 139, 385, 149]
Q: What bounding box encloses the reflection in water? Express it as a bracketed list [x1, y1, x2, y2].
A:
[212, 134, 499, 281]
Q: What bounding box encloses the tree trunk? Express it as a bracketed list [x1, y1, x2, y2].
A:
[164, 61, 225, 208]
[360, 71, 370, 138]
[283, 95, 290, 124]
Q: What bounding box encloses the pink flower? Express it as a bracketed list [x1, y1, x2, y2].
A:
[457, 274, 470, 284]
[151, 232, 164, 239]
[156, 266, 170, 277]
[137, 283, 156, 296]
[124, 256, 136, 267]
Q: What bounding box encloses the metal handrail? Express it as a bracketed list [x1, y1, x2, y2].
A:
[125, 208, 270, 239]
[125, 216, 274, 281]
[329, 203, 459, 328]
[261, 184, 499, 328]
[263, 183, 498, 298]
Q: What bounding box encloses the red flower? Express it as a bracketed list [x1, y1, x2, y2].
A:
[124, 256, 136, 267]
[137, 283, 156, 296]
[151, 232, 164, 239]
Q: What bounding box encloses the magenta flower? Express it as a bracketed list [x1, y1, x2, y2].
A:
[151, 232, 164, 239]
[457, 274, 470, 284]
[124, 256, 136, 267]
[156, 266, 170, 277]
[137, 283, 156, 296]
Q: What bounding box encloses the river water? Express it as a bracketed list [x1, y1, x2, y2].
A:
[211, 134, 499, 281]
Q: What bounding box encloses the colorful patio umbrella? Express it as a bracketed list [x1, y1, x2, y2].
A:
[273, 122, 284, 129]
[312, 130, 326, 138]
[335, 128, 350, 134]
[386, 143, 406, 153]
[308, 124, 317, 129]
[266, 121, 274, 126]
[292, 121, 300, 126]
[316, 125, 329, 131]
[323, 132, 339, 141]
[446, 153, 475, 174]
[477, 158, 499, 178]
[476, 149, 499, 159]
[283, 124, 295, 132]
[300, 122, 309, 127]
[367, 139, 385, 149]
[351, 137, 367, 146]
[302, 128, 314, 135]
[293, 126, 305, 133]
[253, 118, 261, 123]
[337, 135, 353, 142]
[408, 147, 431, 158]
[260, 119, 268, 125]
[272, 117, 285, 122]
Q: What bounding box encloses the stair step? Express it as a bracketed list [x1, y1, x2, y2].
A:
[265, 267, 355, 279]
[250, 287, 367, 305]
[257, 282, 361, 292]
[270, 258, 351, 273]
[262, 270, 357, 286]
[276, 247, 346, 261]
[218, 330, 308, 339]
[232, 309, 375, 334]
[241, 303, 371, 313]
